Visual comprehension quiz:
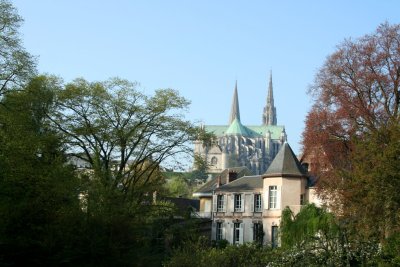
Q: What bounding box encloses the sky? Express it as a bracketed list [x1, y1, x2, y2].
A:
[12, 0, 400, 160]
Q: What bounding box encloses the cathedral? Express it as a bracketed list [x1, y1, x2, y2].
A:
[194, 73, 287, 175]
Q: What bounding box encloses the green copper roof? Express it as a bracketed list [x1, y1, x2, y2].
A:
[263, 142, 306, 177]
[205, 124, 284, 139]
[225, 118, 251, 136]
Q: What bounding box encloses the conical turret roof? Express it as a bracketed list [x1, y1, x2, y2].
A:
[263, 142, 306, 178]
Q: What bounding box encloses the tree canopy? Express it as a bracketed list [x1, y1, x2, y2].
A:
[302, 23, 400, 244]
[0, 0, 36, 96]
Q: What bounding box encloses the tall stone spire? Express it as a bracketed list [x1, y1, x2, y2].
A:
[262, 71, 277, 125]
[229, 80, 241, 124]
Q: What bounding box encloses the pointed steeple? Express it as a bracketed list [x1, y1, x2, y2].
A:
[262, 71, 277, 125]
[229, 80, 241, 124]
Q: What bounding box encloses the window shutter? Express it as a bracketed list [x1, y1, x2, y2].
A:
[240, 194, 244, 212]
[250, 194, 254, 212]
[230, 194, 234, 212]
[223, 195, 226, 212]
[213, 194, 217, 212]
[264, 190, 269, 210]
[211, 221, 216, 240]
[277, 186, 282, 210]
[239, 223, 244, 244]
[251, 223, 254, 242]
[260, 194, 263, 210]
[222, 223, 226, 239]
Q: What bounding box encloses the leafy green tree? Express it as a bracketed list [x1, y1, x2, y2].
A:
[345, 121, 400, 241]
[0, 0, 36, 96]
[280, 204, 349, 266]
[50, 78, 198, 206]
[188, 154, 209, 182]
[43, 77, 206, 266]
[165, 174, 191, 197]
[0, 76, 81, 266]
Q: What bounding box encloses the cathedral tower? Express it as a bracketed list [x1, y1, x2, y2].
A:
[262, 72, 277, 125]
[229, 80, 240, 124]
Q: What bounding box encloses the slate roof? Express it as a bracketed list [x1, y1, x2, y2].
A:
[263, 142, 307, 178]
[205, 124, 284, 139]
[162, 197, 200, 212]
[193, 166, 252, 196]
[215, 175, 262, 192]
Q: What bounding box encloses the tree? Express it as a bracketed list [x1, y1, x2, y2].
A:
[41, 77, 209, 265]
[165, 175, 191, 197]
[188, 154, 209, 182]
[302, 23, 400, 245]
[50, 77, 199, 205]
[0, 76, 82, 266]
[0, 0, 36, 96]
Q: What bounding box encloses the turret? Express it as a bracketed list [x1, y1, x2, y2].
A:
[262, 71, 277, 125]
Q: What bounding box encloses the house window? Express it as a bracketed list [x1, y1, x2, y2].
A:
[211, 156, 218, 165]
[271, 225, 279, 248]
[217, 195, 224, 212]
[234, 194, 242, 212]
[254, 194, 262, 212]
[269, 186, 277, 209]
[300, 193, 305, 205]
[216, 222, 223, 240]
[233, 223, 242, 244]
[253, 223, 263, 244]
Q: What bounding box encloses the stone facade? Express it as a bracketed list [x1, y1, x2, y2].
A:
[194, 143, 322, 247]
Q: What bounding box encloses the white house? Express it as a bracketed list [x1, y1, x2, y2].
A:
[194, 142, 322, 246]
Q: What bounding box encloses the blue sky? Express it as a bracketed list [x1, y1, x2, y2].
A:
[12, 0, 400, 159]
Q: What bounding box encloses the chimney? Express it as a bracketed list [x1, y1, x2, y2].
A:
[217, 175, 221, 188]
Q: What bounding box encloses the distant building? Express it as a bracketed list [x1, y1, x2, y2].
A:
[193, 73, 286, 175]
[193, 142, 323, 247]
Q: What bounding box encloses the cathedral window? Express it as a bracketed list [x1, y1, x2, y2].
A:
[211, 156, 218, 165]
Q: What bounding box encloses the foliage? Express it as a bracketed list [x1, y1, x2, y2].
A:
[188, 154, 209, 182]
[50, 77, 200, 207]
[164, 174, 191, 198]
[0, 0, 36, 96]
[0, 76, 82, 266]
[343, 121, 400, 241]
[165, 239, 278, 267]
[280, 204, 353, 266]
[302, 22, 400, 200]
[302, 22, 400, 255]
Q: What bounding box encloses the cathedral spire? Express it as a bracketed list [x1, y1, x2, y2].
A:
[229, 80, 241, 124]
[262, 71, 277, 125]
